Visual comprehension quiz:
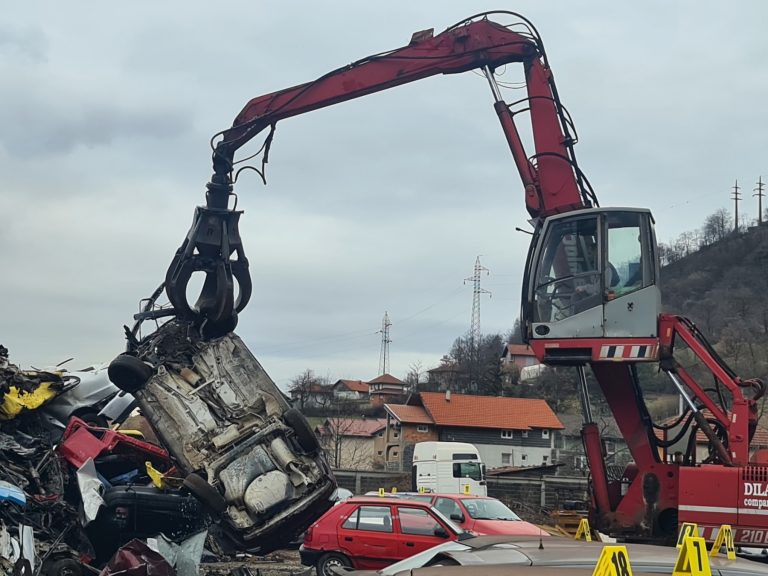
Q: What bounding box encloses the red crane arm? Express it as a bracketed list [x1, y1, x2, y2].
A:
[211, 14, 589, 218]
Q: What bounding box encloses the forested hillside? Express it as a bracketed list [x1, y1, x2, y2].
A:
[661, 223, 768, 384]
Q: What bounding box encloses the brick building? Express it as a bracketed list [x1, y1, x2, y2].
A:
[382, 391, 563, 472]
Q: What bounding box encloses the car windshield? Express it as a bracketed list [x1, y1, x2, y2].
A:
[379, 540, 472, 576]
[460, 498, 521, 521]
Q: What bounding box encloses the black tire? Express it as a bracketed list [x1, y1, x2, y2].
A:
[284, 408, 320, 453]
[182, 472, 228, 515]
[108, 354, 153, 394]
[316, 552, 351, 576]
[44, 558, 82, 576]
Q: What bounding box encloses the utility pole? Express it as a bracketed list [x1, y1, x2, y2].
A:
[378, 312, 392, 376]
[755, 176, 765, 225]
[731, 179, 741, 232]
[464, 256, 491, 391]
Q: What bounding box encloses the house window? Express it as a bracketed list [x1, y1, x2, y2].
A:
[501, 453, 512, 465]
[393, 431, 400, 439]
[542, 455, 548, 464]
[521, 454, 528, 462]
[501, 430, 513, 439]
[416, 425, 429, 433]
[377, 431, 384, 437]
[542, 429, 550, 439]
[377, 450, 383, 455]
[521, 431, 529, 438]
[392, 450, 399, 457]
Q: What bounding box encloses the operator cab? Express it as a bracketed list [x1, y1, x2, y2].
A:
[522, 208, 661, 361]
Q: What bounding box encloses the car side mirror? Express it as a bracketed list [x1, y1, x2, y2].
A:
[450, 513, 465, 523]
[433, 526, 449, 539]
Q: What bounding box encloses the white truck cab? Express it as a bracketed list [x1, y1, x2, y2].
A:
[412, 441, 487, 496]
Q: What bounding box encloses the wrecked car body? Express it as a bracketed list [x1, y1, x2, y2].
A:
[109, 320, 336, 553]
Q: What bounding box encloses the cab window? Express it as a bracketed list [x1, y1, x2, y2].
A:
[606, 212, 653, 298]
[534, 216, 601, 322]
[452, 462, 482, 481]
[342, 505, 393, 532]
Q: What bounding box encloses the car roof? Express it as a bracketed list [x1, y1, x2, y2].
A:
[345, 496, 434, 507]
[430, 537, 766, 574]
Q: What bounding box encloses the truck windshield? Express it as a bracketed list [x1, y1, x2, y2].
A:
[459, 498, 521, 521]
[452, 462, 483, 481]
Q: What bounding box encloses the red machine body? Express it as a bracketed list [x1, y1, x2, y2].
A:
[166, 11, 768, 545]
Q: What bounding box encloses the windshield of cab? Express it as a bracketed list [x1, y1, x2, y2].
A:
[460, 498, 521, 521]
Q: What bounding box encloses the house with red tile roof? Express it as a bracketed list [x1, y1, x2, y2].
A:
[368, 373, 410, 406]
[378, 404, 438, 470]
[381, 391, 563, 472]
[332, 379, 370, 402]
[315, 417, 387, 470]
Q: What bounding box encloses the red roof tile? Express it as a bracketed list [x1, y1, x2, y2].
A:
[385, 404, 434, 425]
[318, 417, 387, 437]
[505, 344, 536, 357]
[419, 392, 563, 430]
[335, 379, 369, 393]
[369, 373, 405, 385]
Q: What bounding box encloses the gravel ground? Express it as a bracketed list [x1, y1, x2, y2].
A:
[201, 549, 311, 576]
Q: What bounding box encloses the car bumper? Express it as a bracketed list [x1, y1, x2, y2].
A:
[299, 545, 324, 567]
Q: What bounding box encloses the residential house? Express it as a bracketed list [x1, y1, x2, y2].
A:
[501, 344, 543, 384]
[555, 413, 630, 475]
[289, 382, 334, 410]
[501, 344, 539, 370]
[383, 391, 563, 472]
[332, 379, 370, 402]
[379, 404, 438, 470]
[425, 363, 466, 392]
[368, 374, 409, 407]
[315, 417, 387, 470]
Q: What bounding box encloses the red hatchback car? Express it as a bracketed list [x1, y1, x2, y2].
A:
[300, 497, 468, 576]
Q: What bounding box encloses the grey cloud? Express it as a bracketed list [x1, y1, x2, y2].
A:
[0, 25, 48, 62]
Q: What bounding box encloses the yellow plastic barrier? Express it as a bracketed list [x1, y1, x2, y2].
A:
[591, 545, 633, 576]
[674, 536, 711, 576]
[709, 524, 736, 560]
[677, 522, 698, 548]
[575, 518, 592, 542]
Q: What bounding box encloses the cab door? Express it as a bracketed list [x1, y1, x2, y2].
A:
[395, 505, 453, 558]
[337, 504, 399, 569]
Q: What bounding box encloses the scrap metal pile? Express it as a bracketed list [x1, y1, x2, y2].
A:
[0, 346, 211, 576]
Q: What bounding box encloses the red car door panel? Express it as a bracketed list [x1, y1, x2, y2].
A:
[337, 504, 399, 569]
[395, 505, 450, 557]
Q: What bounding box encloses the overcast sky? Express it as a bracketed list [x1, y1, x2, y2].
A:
[3, 1, 767, 390]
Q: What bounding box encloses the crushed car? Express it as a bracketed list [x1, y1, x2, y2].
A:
[108, 315, 337, 554]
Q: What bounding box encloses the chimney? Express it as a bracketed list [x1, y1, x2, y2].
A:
[445, 389, 451, 402]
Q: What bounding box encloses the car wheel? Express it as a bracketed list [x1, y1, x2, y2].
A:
[284, 408, 320, 453]
[316, 552, 351, 576]
[182, 472, 228, 515]
[44, 558, 82, 576]
[108, 354, 153, 394]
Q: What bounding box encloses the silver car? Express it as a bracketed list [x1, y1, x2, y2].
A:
[108, 320, 336, 553]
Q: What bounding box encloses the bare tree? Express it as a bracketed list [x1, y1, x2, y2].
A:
[289, 369, 328, 411]
[404, 361, 424, 388]
[319, 416, 374, 470]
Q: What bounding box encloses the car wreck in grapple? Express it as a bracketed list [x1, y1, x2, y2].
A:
[108, 320, 336, 553]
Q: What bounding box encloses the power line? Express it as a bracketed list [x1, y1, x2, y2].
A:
[754, 176, 765, 226]
[731, 179, 741, 233]
[378, 311, 392, 376]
